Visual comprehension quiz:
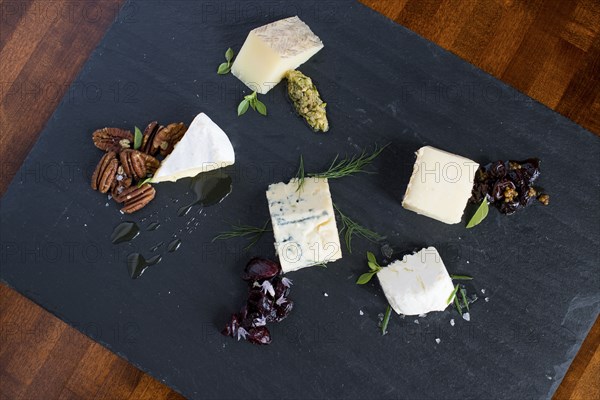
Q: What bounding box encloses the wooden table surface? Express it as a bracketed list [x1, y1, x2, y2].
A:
[1, 0, 598, 399]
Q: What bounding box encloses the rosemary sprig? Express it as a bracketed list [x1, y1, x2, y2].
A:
[460, 288, 470, 311]
[447, 284, 460, 305]
[295, 155, 305, 192]
[334, 204, 384, 253]
[295, 143, 389, 190]
[212, 219, 272, 250]
[380, 305, 391, 335]
[450, 274, 473, 280]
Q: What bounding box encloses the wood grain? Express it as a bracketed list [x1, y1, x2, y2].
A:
[1, 0, 598, 399]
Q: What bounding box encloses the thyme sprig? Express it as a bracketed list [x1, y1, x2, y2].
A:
[212, 219, 272, 250]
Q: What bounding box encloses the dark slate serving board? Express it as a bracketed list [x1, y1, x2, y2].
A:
[1, 1, 599, 399]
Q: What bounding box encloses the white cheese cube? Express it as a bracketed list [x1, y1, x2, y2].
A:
[231, 16, 324, 94]
[152, 113, 235, 183]
[402, 146, 479, 224]
[377, 247, 454, 316]
[266, 178, 342, 273]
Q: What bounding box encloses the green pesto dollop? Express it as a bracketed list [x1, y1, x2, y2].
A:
[285, 70, 329, 132]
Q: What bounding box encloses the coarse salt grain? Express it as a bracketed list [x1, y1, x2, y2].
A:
[450, 319, 455, 326]
[435, 338, 441, 344]
[462, 312, 471, 322]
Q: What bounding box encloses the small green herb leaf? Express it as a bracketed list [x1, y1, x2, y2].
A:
[381, 305, 392, 335]
[356, 272, 376, 285]
[466, 200, 489, 228]
[368, 261, 380, 272]
[217, 48, 234, 75]
[225, 48, 234, 62]
[237, 99, 249, 116]
[255, 100, 267, 116]
[217, 62, 230, 75]
[133, 126, 142, 150]
[367, 251, 377, 264]
[450, 274, 473, 280]
[137, 177, 152, 187]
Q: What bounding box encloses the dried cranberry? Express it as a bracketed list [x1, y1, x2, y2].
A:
[247, 326, 272, 345]
[274, 299, 294, 322]
[247, 289, 274, 316]
[272, 276, 291, 298]
[221, 313, 241, 337]
[242, 258, 281, 281]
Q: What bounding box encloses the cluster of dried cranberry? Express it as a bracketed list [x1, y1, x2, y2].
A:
[471, 159, 549, 214]
[222, 258, 294, 345]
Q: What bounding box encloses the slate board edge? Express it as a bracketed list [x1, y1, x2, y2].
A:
[0, 1, 597, 399]
[0, 278, 188, 397]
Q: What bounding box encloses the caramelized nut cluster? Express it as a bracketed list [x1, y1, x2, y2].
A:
[90, 120, 187, 214]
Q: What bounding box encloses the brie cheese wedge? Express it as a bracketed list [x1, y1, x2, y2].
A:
[152, 113, 235, 183]
[377, 247, 454, 316]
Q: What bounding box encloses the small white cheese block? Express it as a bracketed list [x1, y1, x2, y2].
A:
[377, 247, 454, 316]
[266, 178, 342, 273]
[152, 113, 235, 183]
[231, 16, 324, 94]
[402, 146, 479, 224]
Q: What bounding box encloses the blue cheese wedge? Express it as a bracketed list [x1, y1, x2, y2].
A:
[152, 113, 235, 183]
[377, 247, 454, 316]
[402, 146, 479, 224]
[266, 178, 342, 273]
[232, 16, 324, 94]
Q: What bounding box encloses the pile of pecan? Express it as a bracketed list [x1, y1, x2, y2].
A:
[90, 121, 188, 213]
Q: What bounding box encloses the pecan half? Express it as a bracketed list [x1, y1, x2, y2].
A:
[111, 165, 133, 197]
[91, 152, 119, 193]
[152, 122, 187, 156]
[92, 128, 133, 152]
[141, 121, 161, 155]
[139, 152, 160, 174]
[119, 149, 147, 181]
[114, 184, 156, 214]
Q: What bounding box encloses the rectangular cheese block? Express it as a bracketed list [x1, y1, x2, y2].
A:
[377, 247, 454, 316]
[231, 16, 324, 94]
[266, 178, 342, 273]
[402, 146, 479, 224]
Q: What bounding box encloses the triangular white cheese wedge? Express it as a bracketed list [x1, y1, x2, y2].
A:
[152, 113, 235, 183]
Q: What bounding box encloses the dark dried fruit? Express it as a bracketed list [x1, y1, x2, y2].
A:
[471, 158, 549, 215]
[152, 122, 187, 156]
[92, 128, 133, 152]
[91, 152, 118, 193]
[242, 258, 281, 281]
[247, 327, 271, 345]
[222, 258, 293, 345]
